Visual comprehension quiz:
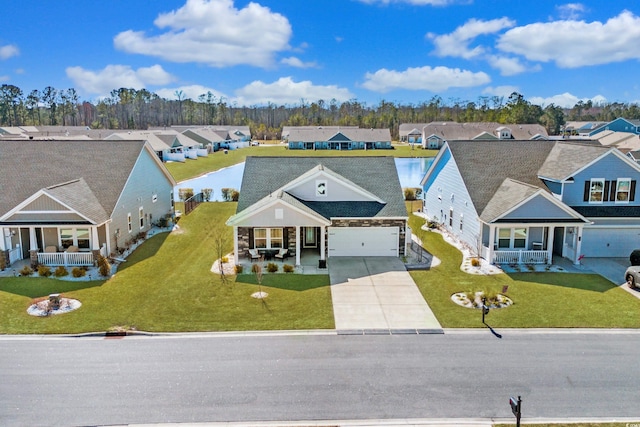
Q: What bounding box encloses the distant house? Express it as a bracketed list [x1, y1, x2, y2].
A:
[420, 122, 548, 149]
[0, 140, 176, 269]
[421, 140, 640, 265]
[226, 157, 408, 265]
[182, 127, 250, 151]
[587, 118, 640, 137]
[286, 127, 392, 150]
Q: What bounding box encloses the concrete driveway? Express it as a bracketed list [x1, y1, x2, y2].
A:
[579, 257, 640, 299]
[328, 257, 442, 333]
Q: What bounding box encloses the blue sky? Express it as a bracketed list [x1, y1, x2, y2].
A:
[1, 0, 639, 108]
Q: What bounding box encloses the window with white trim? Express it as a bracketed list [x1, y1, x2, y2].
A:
[139, 207, 144, 229]
[59, 228, 90, 250]
[616, 178, 631, 202]
[589, 178, 604, 203]
[449, 208, 453, 227]
[127, 213, 132, 233]
[459, 214, 463, 232]
[254, 228, 284, 249]
[497, 228, 527, 249]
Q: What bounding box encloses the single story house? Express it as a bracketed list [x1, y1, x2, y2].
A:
[286, 128, 393, 150]
[0, 139, 176, 269]
[421, 140, 640, 265]
[226, 157, 409, 266]
[419, 122, 548, 149]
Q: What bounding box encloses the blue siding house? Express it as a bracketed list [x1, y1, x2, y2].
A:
[588, 118, 640, 137]
[286, 127, 392, 150]
[421, 140, 640, 265]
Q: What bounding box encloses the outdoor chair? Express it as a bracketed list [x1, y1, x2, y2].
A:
[274, 248, 288, 260]
[66, 245, 79, 253]
[44, 246, 58, 253]
[248, 248, 261, 261]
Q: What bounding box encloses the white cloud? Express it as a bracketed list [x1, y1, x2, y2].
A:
[0, 44, 19, 60]
[233, 77, 353, 105]
[429, 17, 515, 59]
[155, 84, 226, 101]
[487, 55, 530, 76]
[556, 3, 587, 20]
[362, 66, 490, 92]
[280, 57, 318, 68]
[66, 64, 175, 95]
[113, 0, 292, 68]
[498, 10, 640, 68]
[482, 85, 520, 98]
[0, 75, 9, 82]
[529, 92, 607, 108]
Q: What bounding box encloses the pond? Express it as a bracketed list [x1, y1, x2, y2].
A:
[174, 157, 433, 201]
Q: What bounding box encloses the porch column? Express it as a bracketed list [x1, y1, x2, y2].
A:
[487, 225, 495, 263]
[104, 222, 111, 256]
[575, 225, 584, 265]
[295, 226, 300, 266]
[91, 227, 100, 251]
[0, 228, 7, 251]
[29, 227, 39, 251]
[546, 226, 555, 265]
[233, 227, 239, 265]
[320, 226, 326, 261]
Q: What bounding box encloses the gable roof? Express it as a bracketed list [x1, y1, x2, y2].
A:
[445, 140, 556, 215]
[286, 128, 391, 142]
[421, 122, 548, 141]
[0, 139, 173, 221]
[236, 156, 406, 218]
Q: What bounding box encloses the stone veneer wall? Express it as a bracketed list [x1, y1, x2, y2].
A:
[237, 227, 250, 258]
[236, 227, 299, 259]
[330, 219, 407, 256]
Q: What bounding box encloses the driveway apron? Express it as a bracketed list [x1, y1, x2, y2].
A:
[329, 257, 442, 333]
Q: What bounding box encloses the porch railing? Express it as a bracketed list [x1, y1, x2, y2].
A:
[8, 246, 21, 265]
[37, 252, 94, 267]
[493, 250, 549, 265]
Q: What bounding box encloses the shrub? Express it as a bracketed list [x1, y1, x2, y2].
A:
[283, 264, 294, 273]
[234, 264, 244, 274]
[427, 216, 439, 229]
[404, 188, 416, 200]
[231, 190, 240, 201]
[37, 265, 52, 277]
[96, 255, 111, 277]
[0, 254, 6, 271]
[251, 263, 261, 274]
[135, 231, 147, 242]
[221, 256, 229, 263]
[20, 265, 33, 276]
[630, 249, 640, 266]
[54, 266, 69, 277]
[72, 267, 86, 278]
[267, 262, 278, 273]
[470, 258, 480, 267]
[157, 214, 170, 228]
[178, 188, 194, 201]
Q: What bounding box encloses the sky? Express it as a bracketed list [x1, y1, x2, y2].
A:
[1, 0, 640, 109]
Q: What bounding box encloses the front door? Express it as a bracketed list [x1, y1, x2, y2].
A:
[303, 227, 317, 248]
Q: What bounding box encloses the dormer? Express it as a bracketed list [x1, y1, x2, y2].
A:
[496, 126, 512, 140]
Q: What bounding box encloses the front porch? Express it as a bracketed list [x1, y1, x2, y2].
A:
[236, 248, 326, 275]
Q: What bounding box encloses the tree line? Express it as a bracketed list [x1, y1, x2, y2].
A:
[2, 84, 640, 139]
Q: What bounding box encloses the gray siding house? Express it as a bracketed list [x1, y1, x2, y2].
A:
[0, 140, 176, 269]
[227, 157, 408, 266]
[421, 140, 640, 265]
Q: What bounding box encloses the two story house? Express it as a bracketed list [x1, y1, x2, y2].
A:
[421, 140, 640, 265]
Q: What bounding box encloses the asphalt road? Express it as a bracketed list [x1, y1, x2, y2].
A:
[1, 330, 639, 426]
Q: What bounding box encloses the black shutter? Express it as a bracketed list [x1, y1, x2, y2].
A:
[610, 180, 617, 201]
[248, 228, 254, 249]
[603, 180, 610, 202]
[583, 181, 590, 201]
[631, 180, 637, 202]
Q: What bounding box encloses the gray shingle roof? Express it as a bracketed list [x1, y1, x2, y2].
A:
[422, 122, 548, 141]
[480, 178, 540, 222]
[236, 157, 406, 218]
[446, 140, 556, 216]
[286, 128, 391, 142]
[0, 140, 147, 222]
[537, 142, 610, 181]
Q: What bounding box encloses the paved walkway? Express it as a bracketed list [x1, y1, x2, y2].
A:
[328, 257, 442, 333]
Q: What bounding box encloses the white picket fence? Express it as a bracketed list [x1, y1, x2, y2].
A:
[37, 252, 94, 267]
[492, 250, 549, 265]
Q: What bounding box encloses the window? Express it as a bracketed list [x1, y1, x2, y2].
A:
[616, 178, 631, 202]
[589, 179, 604, 202]
[127, 213, 132, 233]
[76, 229, 90, 249]
[139, 207, 144, 229]
[170, 191, 174, 209]
[254, 228, 283, 249]
[514, 228, 527, 248]
[254, 228, 267, 248]
[59, 228, 90, 250]
[449, 208, 453, 227]
[498, 228, 511, 249]
[459, 214, 463, 232]
[152, 194, 158, 203]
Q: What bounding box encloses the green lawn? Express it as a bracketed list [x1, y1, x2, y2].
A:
[0, 203, 333, 334]
[408, 214, 640, 328]
[166, 144, 437, 182]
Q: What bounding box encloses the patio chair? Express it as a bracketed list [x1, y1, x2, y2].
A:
[274, 248, 288, 261]
[44, 246, 58, 253]
[66, 245, 79, 253]
[248, 248, 261, 261]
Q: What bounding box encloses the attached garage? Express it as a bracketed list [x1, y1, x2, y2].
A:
[581, 226, 640, 257]
[328, 226, 399, 257]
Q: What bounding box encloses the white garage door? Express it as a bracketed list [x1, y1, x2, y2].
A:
[581, 227, 640, 257]
[328, 226, 399, 257]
